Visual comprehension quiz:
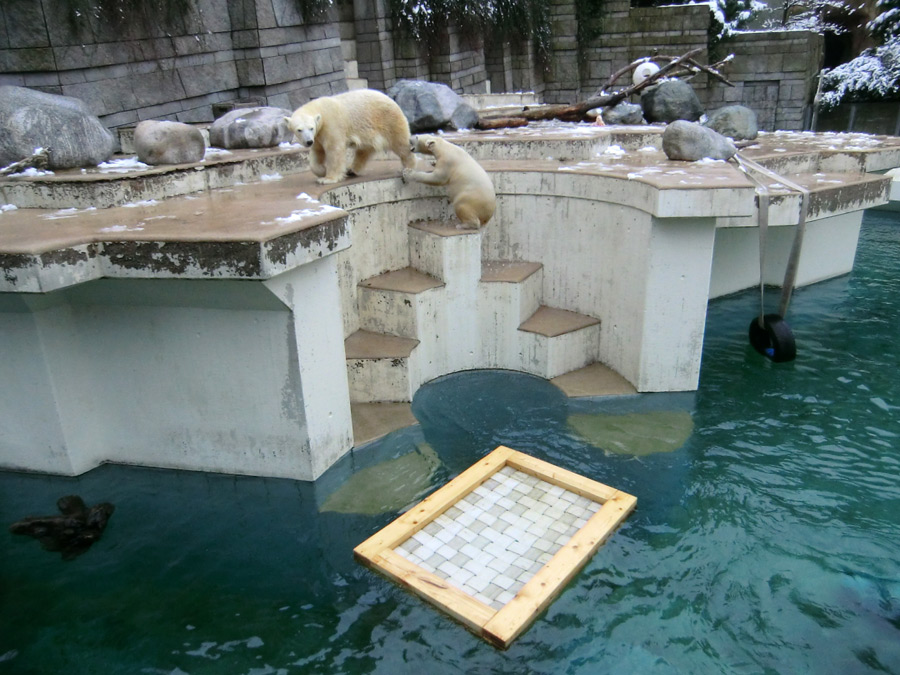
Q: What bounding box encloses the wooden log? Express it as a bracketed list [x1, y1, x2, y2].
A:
[475, 116, 530, 130]
[479, 47, 705, 127]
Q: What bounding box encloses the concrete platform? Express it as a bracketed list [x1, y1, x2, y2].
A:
[2, 124, 898, 480]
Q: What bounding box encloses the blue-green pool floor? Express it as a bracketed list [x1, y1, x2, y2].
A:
[2, 211, 899, 674]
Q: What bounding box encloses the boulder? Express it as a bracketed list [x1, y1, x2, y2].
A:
[133, 120, 206, 165]
[640, 80, 704, 124]
[602, 101, 645, 125]
[208, 106, 293, 149]
[0, 85, 116, 170]
[704, 105, 759, 141]
[387, 79, 479, 132]
[662, 120, 737, 161]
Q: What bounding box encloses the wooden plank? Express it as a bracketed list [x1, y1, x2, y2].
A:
[505, 449, 622, 503]
[481, 492, 637, 648]
[372, 549, 497, 632]
[354, 446, 514, 561]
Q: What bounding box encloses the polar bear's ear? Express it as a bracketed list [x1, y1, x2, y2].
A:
[425, 138, 436, 151]
[314, 114, 322, 125]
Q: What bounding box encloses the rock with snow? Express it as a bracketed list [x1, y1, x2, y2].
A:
[0, 85, 116, 170]
[387, 79, 479, 132]
[602, 102, 645, 125]
[133, 120, 206, 165]
[704, 105, 758, 141]
[662, 120, 736, 161]
[208, 107, 293, 149]
[640, 80, 704, 124]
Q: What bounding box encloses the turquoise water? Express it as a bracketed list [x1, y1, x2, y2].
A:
[2, 211, 899, 674]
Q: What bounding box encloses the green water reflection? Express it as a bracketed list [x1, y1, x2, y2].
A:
[1, 212, 898, 674]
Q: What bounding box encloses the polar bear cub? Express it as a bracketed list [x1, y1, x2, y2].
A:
[286, 89, 416, 184]
[402, 135, 496, 229]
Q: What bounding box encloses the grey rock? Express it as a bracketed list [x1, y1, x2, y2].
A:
[0, 85, 116, 170]
[208, 106, 293, 149]
[387, 79, 479, 132]
[662, 120, 737, 161]
[640, 80, 704, 124]
[133, 120, 206, 165]
[704, 105, 759, 141]
[602, 101, 645, 125]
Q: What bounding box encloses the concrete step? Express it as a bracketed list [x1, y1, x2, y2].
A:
[358, 267, 443, 338]
[518, 305, 601, 378]
[345, 330, 419, 403]
[409, 220, 482, 284]
[479, 260, 543, 370]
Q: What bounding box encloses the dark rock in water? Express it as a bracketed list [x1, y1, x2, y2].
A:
[387, 79, 479, 132]
[0, 85, 116, 170]
[640, 80, 704, 124]
[9, 495, 115, 560]
[662, 120, 737, 161]
[134, 120, 206, 165]
[704, 104, 759, 141]
[208, 106, 293, 149]
[602, 101, 645, 126]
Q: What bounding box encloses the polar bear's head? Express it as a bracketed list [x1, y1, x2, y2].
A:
[286, 111, 321, 148]
[410, 135, 440, 155]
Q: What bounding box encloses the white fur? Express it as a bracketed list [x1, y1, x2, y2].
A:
[286, 89, 415, 184]
[402, 135, 496, 229]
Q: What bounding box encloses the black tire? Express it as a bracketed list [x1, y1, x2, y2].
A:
[748, 313, 796, 362]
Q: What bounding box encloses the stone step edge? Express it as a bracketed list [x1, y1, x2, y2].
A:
[519, 305, 600, 338]
[359, 266, 444, 294]
[345, 329, 419, 359]
[481, 260, 542, 283]
[409, 220, 482, 238]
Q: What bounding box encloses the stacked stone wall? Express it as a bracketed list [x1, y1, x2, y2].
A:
[0, 0, 821, 131]
[0, 0, 347, 127]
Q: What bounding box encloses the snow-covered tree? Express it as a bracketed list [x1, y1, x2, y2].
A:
[761, 0, 851, 34]
[869, 0, 900, 41]
[819, 37, 900, 107]
[709, 0, 766, 38]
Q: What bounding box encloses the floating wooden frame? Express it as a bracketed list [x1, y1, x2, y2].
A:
[354, 445, 637, 648]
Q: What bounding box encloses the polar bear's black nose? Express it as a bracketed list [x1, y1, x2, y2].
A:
[304, 139, 314, 147]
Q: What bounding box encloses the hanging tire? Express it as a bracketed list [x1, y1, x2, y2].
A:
[748, 313, 796, 362]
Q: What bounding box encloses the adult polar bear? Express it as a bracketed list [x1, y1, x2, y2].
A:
[286, 89, 416, 184]
[402, 135, 496, 229]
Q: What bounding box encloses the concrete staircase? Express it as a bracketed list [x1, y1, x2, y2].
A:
[345, 221, 601, 403]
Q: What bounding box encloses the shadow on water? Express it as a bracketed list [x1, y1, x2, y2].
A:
[1, 211, 899, 674]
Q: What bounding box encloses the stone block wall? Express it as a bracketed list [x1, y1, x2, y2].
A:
[706, 31, 824, 131]
[0, 0, 347, 127]
[0, 0, 821, 131]
[579, 1, 822, 131]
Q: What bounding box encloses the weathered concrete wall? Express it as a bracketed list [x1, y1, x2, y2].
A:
[580, 0, 823, 131]
[0, 0, 821, 131]
[0, 0, 347, 127]
[706, 31, 824, 131]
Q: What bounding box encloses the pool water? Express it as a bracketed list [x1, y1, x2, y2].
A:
[2, 211, 898, 674]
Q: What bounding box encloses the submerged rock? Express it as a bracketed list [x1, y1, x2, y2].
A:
[662, 120, 737, 161]
[9, 495, 115, 560]
[208, 106, 293, 149]
[133, 120, 206, 165]
[568, 410, 694, 456]
[0, 85, 116, 170]
[319, 443, 441, 515]
[640, 80, 704, 124]
[388, 79, 479, 132]
[704, 105, 759, 141]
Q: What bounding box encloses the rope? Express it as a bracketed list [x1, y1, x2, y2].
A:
[732, 152, 811, 321]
